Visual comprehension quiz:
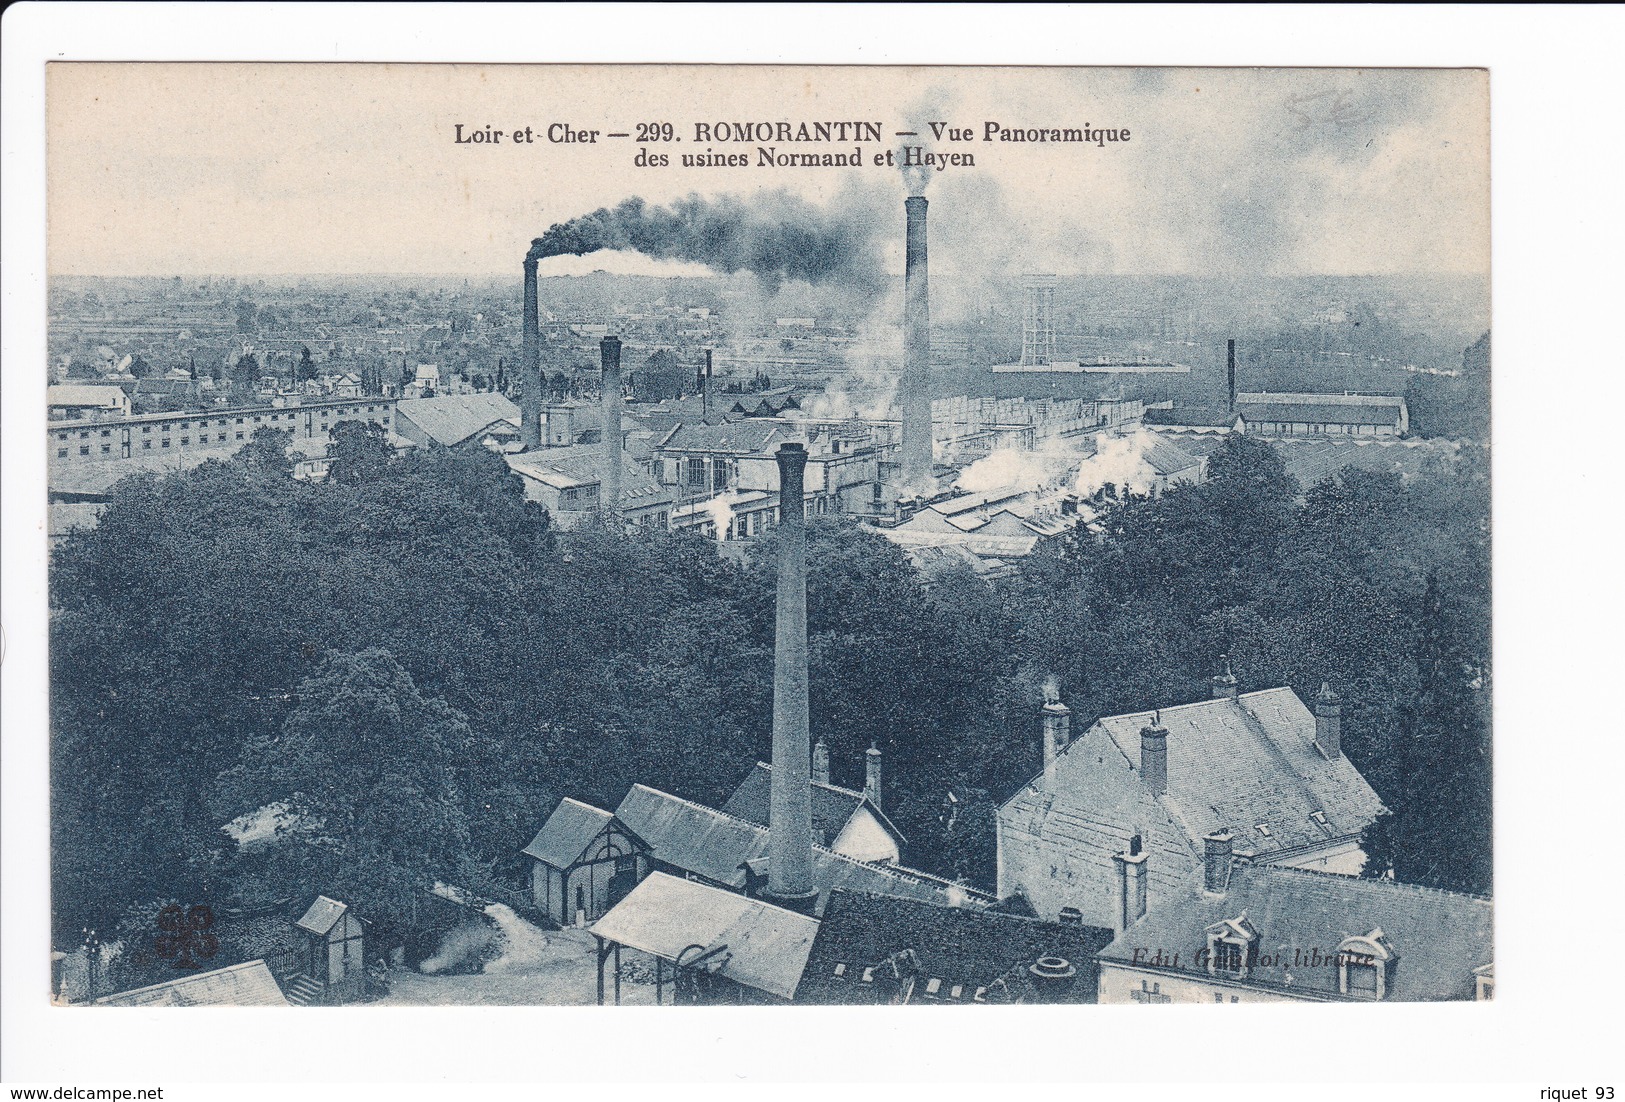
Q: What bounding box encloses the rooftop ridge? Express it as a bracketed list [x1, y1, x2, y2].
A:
[1239, 861, 1493, 906]
[627, 783, 984, 900]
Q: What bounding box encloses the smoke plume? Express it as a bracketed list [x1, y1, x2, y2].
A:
[528, 192, 886, 294]
[1074, 430, 1161, 497]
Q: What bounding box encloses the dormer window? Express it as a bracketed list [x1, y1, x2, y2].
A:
[1337, 929, 1400, 1000]
[1204, 914, 1260, 978]
[1255, 823, 1272, 838]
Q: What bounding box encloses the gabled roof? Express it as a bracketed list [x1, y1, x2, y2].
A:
[657, 421, 793, 456]
[97, 959, 289, 1007]
[396, 393, 521, 446]
[505, 447, 670, 503]
[722, 763, 906, 849]
[997, 687, 1388, 930]
[795, 889, 1117, 1004]
[522, 797, 643, 868]
[1140, 436, 1203, 477]
[1088, 688, 1386, 858]
[1098, 863, 1492, 1001]
[613, 784, 991, 916]
[48, 384, 129, 407]
[295, 895, 350, 936]
[592, 872, 819, 1000]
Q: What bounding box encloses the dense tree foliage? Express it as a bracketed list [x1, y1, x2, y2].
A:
[50, 431, 1491, 945]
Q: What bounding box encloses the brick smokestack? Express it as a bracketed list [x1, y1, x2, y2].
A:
[767, 442, 817, 911]
[1140, 714, 1168, 796]
[865, 742, 884, 812]
[1041, 691, 1071, 788]
[521, 258, 542, 448]
[1314, 682, 1342, 759]
[1226, 338, 1237, 414]
[1112, 834, 1148, 933]
[1211, 654, 1238, 700]
[599, 337, 622, 520]
[812, 736, 830, 787]
[1203, 829, 1233, 894]
[900, 196, 933, 496]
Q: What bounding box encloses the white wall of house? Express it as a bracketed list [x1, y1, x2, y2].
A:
[1098, 963, 1312, 1005]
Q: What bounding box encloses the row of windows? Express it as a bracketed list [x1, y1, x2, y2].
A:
[53, 405, 390, 441]
[54, 413, 389, 457]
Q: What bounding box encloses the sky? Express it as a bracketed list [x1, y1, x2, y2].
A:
[46, 64, 1488, 279]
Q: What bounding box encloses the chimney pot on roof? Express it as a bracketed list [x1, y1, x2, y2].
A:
[1211, 654, 1238, 700]
[1203, 830, 1234, 894]
[812, 736, 831, 787]
[1140, 719, 1168, 796]
[1041, 695, 1072, 787]
[865, 742, 884, 813]
[1314, 682, 1342, 759]
[1113, 839, 1149, 933]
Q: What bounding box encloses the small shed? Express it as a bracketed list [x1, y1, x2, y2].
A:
[294, 895, 366, 999]
[522, 798, 653, 925]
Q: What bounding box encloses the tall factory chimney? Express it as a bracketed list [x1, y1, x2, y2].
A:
[600, 337, 623, 521]
[521, 258, 542, 448]
[766, 442, 818, 913]
[1226, 338, 1237, 413]
[900, 196, 933, 497]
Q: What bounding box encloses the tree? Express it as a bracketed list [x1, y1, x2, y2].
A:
[327, 419, 392, 484]
[234, 299, 259, 333]
[298, 345, 318, 381]
[235, 425, 294, 478]
[231, 353, 262, 401]
[637, 348, 687, 400]
[222, 649, 473, 936]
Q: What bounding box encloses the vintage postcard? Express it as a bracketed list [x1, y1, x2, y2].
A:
[41, 61, 1490, 1012]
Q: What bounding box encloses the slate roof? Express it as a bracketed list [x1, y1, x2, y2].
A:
[1141, 436, 1203, 477]
[1090, 688, 1386, 859]
[1143, 405, 1240, 428]
[592, 872, 819, 1000]
[505, 447, 671, 504]
[613, 784, 992, 916]
[48, 452, 215, 497]
[395, 393, 521, 446]
[795, 889, 1116, 1005]
[522, 797, 619, 868]
[657, 421, 793, 455]
[1236, 392, 1406, 427]
[1098, 863, 1492, 1001]
[1274, 437, 1465, 490]
[722, 762, 906, 849]
[295, 895, 349, 936]
[997, 688, 1386, 929]
[96, 959, 289, 1007]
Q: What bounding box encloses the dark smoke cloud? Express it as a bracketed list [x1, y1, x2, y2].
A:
[527, 191, 886, 293]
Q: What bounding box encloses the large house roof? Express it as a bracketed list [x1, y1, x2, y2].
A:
[96, 959, 289, 1007]
[613, 784, 991, 916]
[1089, 688, 1386, 858]
[997, 687, 1387, 930]
[1143, 405, 1240, 429]
[396, 392, 520, 446]
[592, 872, 818, 1000]
[795, 889, 1116, 1005]
[522, 798, 619, 868]
[1274, 437, 1466, 490]
[722, 762, 905, 849]
[1098, 863, 1492, 1001]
